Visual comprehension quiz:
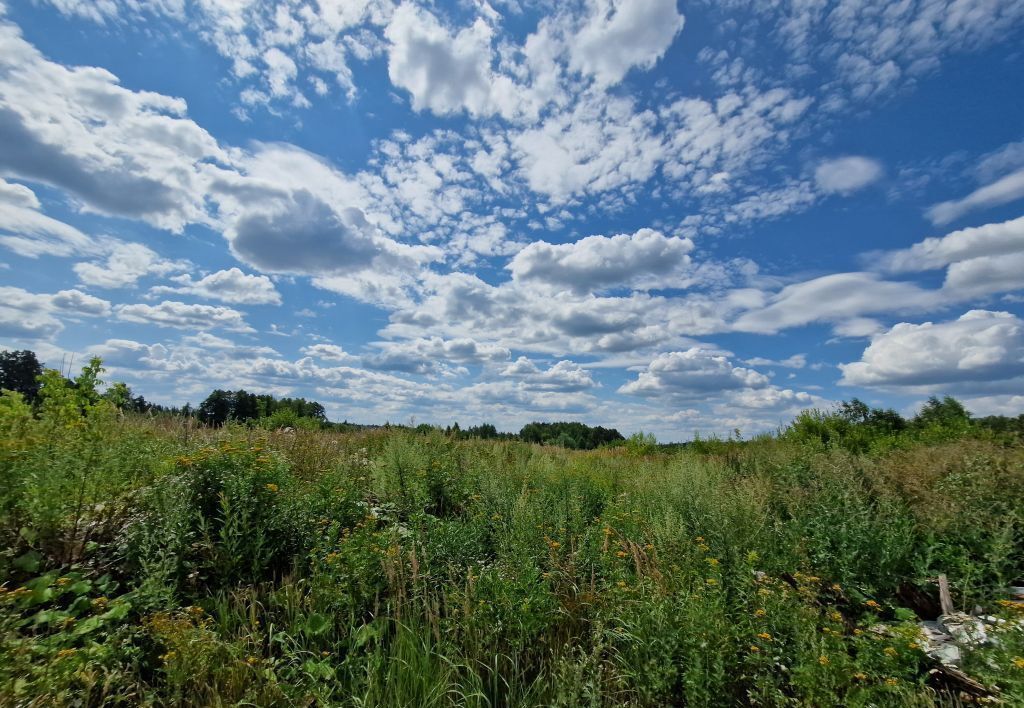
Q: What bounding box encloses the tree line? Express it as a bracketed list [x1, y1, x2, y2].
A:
[4, 348, 1024, 450]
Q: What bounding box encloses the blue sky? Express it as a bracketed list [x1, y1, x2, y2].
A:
[1, 0, 1024, 439]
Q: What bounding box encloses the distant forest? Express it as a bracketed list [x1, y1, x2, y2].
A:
[4, 348, 1024, 450]
[0, 350, 626, 450]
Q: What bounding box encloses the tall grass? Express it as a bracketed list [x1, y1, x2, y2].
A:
[1, 393, 1023, 705]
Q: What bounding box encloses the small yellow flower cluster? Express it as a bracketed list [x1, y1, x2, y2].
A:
[756, 632, 772, 641]
[91, 596, 109, 611]
[616, 550, 628, 558]
[265, 483, 279, 493]
[754, 608, 767, 618]
[883, 647, 898, 658]
[818, 655, 830, 666]
[56, 648, 78, 659]
[864, 599, 881, 610]
[1012, 656, 1024, 670]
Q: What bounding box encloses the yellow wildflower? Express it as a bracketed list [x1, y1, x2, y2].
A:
[754, 608, 767, 618]
[265, 483, 279, 493]
[853, 672, 867, 681]
[884, 647, 898, 658]
[706, 578, 718, 586]
[818, 655, 830, 666]
[864, 599, 881, 610]
[706, 557, 720, 566]
[56, 648, 78, 659]
[1012, 657, 1024, 669]
[885, 678, 898, 687]
[616, 550, 628, 558]
[756, 632, 772, 641]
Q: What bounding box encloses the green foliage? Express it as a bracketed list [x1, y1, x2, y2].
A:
[2, 371, 1024, 704]
[198, 388, 327, 427]
[519, 421, 624, 449]
[0, 349, 43, 404]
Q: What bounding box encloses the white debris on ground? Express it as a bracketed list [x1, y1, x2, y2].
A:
[918, 589, 1024, 669]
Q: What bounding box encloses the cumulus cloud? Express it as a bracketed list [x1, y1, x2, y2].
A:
[226, 189, 440, 279]
[839, 310, 1024, 388]
[0, 23, 221, 231]
[0, 286, 111, 340]
[115, 300, 254, 332]
[567, 0, 685, 86]
[300, 343, 358, 364]
[618, 347, 769, 400]
[149, 267, 282, 305]
[500, 357, 596, 391]
[384, 2, 517, 119]
[509, 228, 694, 293]
[365, 336, 510, 375]
[814, 156, 884, 195]
[74, 241, 189, 289]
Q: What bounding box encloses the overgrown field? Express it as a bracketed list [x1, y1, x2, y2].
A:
[2, 372, 1024, 705]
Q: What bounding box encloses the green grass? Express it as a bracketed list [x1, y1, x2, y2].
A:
[1, 386, 1023, 705]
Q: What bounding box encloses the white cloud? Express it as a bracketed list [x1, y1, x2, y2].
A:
[839, 310, 1024, 388]
[0, 285, 111, 340]
[511, 93, 664, 201]
[618, 347, 769, 400]
[0, 22, 222, 231]
[384, 3, 524, 119]
[567, 0, 684, 86]
[149, 267, 282, 305]
[365, 336, 510, 375]
[943, 250, 1024, 297]
[926, 168, 1024, 225]
[115, 300, 254, 332]
[814, 156, 883, 195]
[301, 343, 358, 364]
[873, 215, 1024, 273]
[744, 353, 806, 369]
[500, 356, 596, 391]
[732, 272, 939, 334]
[50, 288, 112, 316]
[0, 178, 95, 257]
[225, 189, 436, 274]
[508, 228, 694, 293]
[74, 241, 189, 289]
